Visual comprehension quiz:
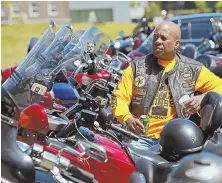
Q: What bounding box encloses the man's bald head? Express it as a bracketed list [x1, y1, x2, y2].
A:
[156, 21, 181, 41]
[152, 21, 181, 60]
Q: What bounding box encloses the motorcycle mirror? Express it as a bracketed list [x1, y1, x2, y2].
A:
[118, 30, 125, 37]
[77, 140, 108, 163]
[49, 20, 56, 30]
[209, 40, 216, 49]
[66, 24, 73, 31]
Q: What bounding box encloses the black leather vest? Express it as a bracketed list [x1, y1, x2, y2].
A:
[130, 53, 202, 118]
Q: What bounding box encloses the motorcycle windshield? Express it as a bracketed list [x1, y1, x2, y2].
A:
[2, 25, 82, 108]
[81, 26, 110, 55]
[60, 26, 110, 94]
[110, 52, 130, 71]
[73, 30, 85, 39]
[136, 29, 155, 55]
[63, 26, 110, 62]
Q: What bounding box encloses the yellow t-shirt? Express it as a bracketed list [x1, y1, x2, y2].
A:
[111, 59, 222, 139]
[148, 59, 177, 138]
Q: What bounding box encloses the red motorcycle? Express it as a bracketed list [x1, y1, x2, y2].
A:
[18, 100, 136, 183]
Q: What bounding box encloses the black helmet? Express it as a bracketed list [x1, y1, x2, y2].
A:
[159, 119, 204, 156]
[167, 152, 222, 183]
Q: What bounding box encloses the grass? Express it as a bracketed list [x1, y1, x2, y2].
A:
[1, 22, 136, 69]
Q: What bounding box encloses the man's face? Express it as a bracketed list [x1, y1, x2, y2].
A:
[152, 24, 178, 60]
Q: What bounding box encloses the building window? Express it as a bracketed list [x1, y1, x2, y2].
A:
[47, 2, 58, 16]
[1, 9, 5, 17]
[29, 2, 40, 17]
[13, 3, 20, 14]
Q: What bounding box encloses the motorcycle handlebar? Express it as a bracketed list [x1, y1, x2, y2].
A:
[56, 122, 78, 138]
[110, 124, 139, 141]
[73, 63, 89, 77]
[62, 102, 82, 118]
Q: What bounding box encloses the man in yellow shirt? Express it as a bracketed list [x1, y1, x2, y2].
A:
[111, 21, 222, 148]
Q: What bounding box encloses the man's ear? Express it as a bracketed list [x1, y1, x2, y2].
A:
[175, 40, 181, 51]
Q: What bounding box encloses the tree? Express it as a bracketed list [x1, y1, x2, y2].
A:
[144, 2, 161, 18]
[130, 1, 137, 8]
[215, 1, 222, 12]
[195, 1, 207, 12]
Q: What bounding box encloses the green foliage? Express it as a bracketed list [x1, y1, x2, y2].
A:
[177, 8, 213, 15]
[130, 1, 137, 8]
[144, 2, 161, 18]
[195, 1, 207, 12]
[3, 1, 11, 8]
[215, 1, 222, 11]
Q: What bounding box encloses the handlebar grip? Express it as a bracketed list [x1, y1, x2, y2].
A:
[110, 124, 139, 141]
[63, 103, 82, 118]
[67, 165, 95, 183]
[56, 122, 77, 138]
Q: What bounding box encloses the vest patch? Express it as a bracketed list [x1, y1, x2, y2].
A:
[134, 75, 146, 87]
[183, 81, 195, 88]
[182, 67, 193, 81]
[111, 97, 117, 108]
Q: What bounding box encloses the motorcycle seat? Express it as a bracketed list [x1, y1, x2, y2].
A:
[132, 154, 178, 183]
[200, 92, 222, 134]
[196, 54, 217, 71]
[181, 44, 199, 59]
[123, 142, 166, 165]
[203, 130, 222, 150]
[203, 144, 222, 157]
[148, 144, 160, 152]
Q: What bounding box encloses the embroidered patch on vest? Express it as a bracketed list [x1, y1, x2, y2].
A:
[134, 88, 147, 96]
[183, 81, 195, 88]
[182, 67, 193, 81]
[135, 76, 146, 87]
[182, 67, 195, 88]
[111, 97, 117, 108]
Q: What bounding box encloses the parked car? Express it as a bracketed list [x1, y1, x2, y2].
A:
[128, 13, 222, 57]
[170, 13, 222, 46]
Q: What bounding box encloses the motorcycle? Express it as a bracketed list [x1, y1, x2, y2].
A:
[132, 17, 154, 42]
[52, 50, 130, 108]
[1, 88, 104, 183]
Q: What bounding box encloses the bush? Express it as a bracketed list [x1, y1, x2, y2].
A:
[144, 2, 161, 18]
[215, 1, 222, 12]
[195, 2, 207, 13]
